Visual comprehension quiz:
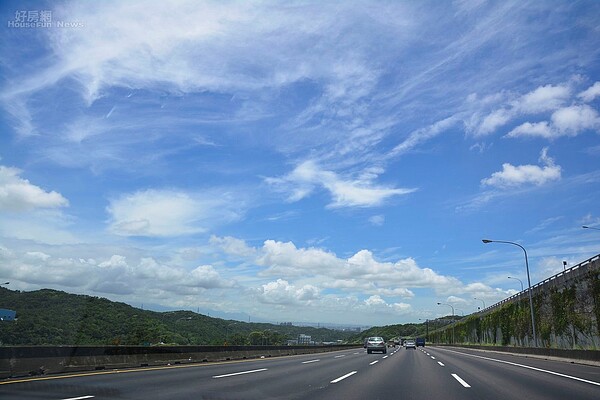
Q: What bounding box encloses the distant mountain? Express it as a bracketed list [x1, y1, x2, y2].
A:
[0, 288, 356, 346]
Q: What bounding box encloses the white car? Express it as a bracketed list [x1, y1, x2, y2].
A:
[366, 336, 387, 354]
[405, 340, 416, 349]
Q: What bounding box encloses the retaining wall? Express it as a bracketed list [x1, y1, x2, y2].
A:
[432, 254, 600, 349]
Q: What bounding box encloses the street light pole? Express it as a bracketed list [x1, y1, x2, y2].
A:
[474, 297, 485, 310]
[483, 239, 537, 347]
[419, 318, 429, 341]
[507, 276, 524, 292]
[437, 302, 455, 344]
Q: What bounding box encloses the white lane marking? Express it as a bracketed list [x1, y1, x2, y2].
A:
[452, 374, 471, 388]
[331, 371, 357, 383]
[438, 361, 445, 367]
[334, 355, 346, 358]
[62, 397, 94, 400]
[439, 348, 600, 387]
[212, 368, 268, 379]
[353, 352, 360, 355]
[302, 359, 320, 364]
[431, 356, 436, 360]
[370, 360, 379, 365]
[383, 355, 388, 359]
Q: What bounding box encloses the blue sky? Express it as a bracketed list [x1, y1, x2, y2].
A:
[1, 1, 599, 326]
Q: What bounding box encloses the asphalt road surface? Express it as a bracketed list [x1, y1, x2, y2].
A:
[1, 346, 599, 399]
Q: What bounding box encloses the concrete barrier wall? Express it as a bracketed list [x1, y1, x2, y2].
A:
[439, 344, 600, 363]
[431, 254, 600, 349]
[0, 344, 361, 379]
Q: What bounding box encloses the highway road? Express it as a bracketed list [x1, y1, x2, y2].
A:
[1, 346, 599, 399]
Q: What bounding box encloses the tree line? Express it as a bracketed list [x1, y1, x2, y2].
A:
[0, 288, 356, 346]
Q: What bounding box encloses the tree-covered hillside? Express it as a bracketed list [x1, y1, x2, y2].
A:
[348, 317, 459, 343]
[0, 288, 356, 346]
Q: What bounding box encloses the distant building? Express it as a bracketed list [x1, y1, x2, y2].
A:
[0, 309, 16, 321]
[298, 334, 311, 345]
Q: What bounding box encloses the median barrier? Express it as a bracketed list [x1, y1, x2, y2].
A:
[0, 344, 361, 379]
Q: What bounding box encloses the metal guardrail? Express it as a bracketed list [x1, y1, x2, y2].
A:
[477, 253, 600, 315]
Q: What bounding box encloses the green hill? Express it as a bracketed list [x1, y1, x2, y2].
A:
[347, 316, 459, 343]
[0, 288, 356, 346]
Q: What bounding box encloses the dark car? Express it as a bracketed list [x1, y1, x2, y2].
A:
[416, 337, 426, 347]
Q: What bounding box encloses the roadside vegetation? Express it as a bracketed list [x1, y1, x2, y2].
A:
[0, 288, 356, 346]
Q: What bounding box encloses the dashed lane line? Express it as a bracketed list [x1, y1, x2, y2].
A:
[301, 359, 320, 364]
[212, 368, 268, 379]
[438, 361, 445, 367]
[439, 348, 600, 387]
[451, 374, 471, 388]
[370, 360, 379, 365]
[61, 397, 94, 400]
[330, 371, 357, 384]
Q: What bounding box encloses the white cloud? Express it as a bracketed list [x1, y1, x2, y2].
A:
[254, 279, 320, 305]
[209, 235, 256, 258]
[0, 166, 69, 211]
[369, 215, 385, 226]
[107, 189, 244, 237]
[578, 81, 600, 102]
[365, 295, 387, 307]
[506, 121, 553, 139]
[233, 238, 461, 293]
[257, 240, 344, 277]
[445, 296, 470, 305]
[481, 147, 561, 188]
[0, 248, 234, 297]
[266, 160, 416, 208]
[550, 104, 600, 135]
[469, 83, 574, 136]
[516, 84, 571, 114]
[478, 109, 512, 135]
[506, 104, 599, 139]
[363, 295, 411, 314]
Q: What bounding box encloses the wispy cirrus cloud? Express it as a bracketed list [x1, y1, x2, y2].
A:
[107, 189, 245, 237]
[265, 160, 416, 208]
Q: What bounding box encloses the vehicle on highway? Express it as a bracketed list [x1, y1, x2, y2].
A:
[405, 340, 416, 349]
[387, 340, 396, 347]
[365, 336, 387, 354]
[416, 337, 426, 347]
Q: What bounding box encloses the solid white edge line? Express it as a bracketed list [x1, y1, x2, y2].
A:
[331, 371, 357, 383]
[370, 360, 379, 365]
[451, 373, 471, 388]
[302, 359, 320, 364]
[212, 368, 268, 379]
[439, 348, 600, 387]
